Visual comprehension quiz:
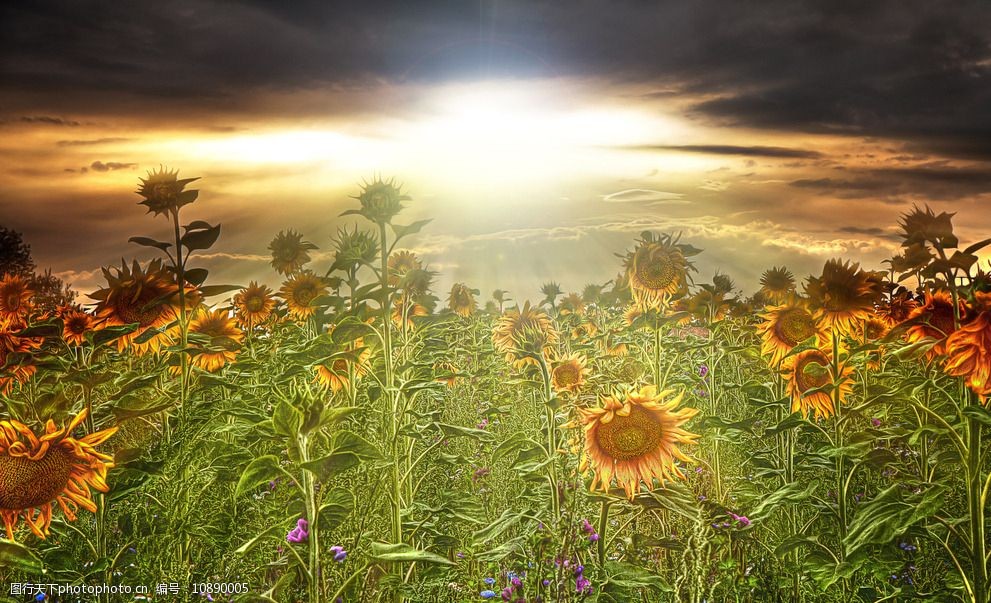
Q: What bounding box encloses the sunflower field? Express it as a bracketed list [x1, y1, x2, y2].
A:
[1, 170, 990, 603]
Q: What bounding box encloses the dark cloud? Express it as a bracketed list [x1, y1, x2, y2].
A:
[791, 165, 991, 201]
[0, 115, 81, 126]
[57, 137, 131, 146]
[632, 144, 823, 159]
[837, 226, 901, 241]
[89, 161, 136, 172]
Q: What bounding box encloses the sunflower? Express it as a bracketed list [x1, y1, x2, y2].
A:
[759, 267, 796, 303]
[901, 290, 964, 361]
[878, 290, 919, 325]
[90, 259, 185, 355]
[783, 349, 852, 419]
[492, 301, 559, 368]
[233, 281, 276, 328]
[186, 309, 244, 372]
[551, 354, 589, 393]
[135, 167, 199, 217]
[352, 178, 409, 224]
[757, 298, 826, 367]
[331, 226, 379, 273]
[58, 307, 95, 346]
[269, 230, 318, 275]
[433, 361, 459, 387]
[447, 283, 477, 318]
[280, 272, 327, 321]
[805, 259, 876, 336]
[314, 345, 371, 393]
[571, 320, 599, 340]
[623, 234, 689, 310]
[392, 297, 429, 330]
[559, 293, 586, 316]
[944, 292, 991, 402]
[575, 385, 698, 499]
[600, 331, 629, 357]
[0, 322, 41, 394]
[0, 275, 34, 324]
[388, 251, 423, 287]
[0, 409, 116, 540]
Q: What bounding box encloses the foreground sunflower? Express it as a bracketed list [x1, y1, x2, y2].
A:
[186, 309, 244, 372]
[805, 259, 876, 336]
[783, 349, 852, 419]
[944, 292, 991, 402]
[758, 266, 796, 303]
[447, 283, 477, 317]
[280, 272, 327, 320]
[623, 234, 690, 310]
[59, 306, 95, 346]
[269, 230, 318, 275]
[233, 281, 276, 328]
[0, 275, 34, 324]
[901, 289, 964, 361]
[492, 301, 559, 368]
[551, 354, 589, 394]
[756, 298, 825, 367]
[576, 385, 698, 498]
[0, 409, 116, 540]
[89, 259, 187, 355]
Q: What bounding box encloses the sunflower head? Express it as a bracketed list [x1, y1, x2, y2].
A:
[58, 306, 95, 346]
[433, 361, 459, 387]
[757, 298, 825, 367]
[805, 259, 876, 335]
[332, 226, 379, 272]
[388, 251, 422, 286]
[0, 322, 41, 394]
[901, 289, 963, 360]
[783, 349, 852, 420]
[576, 385, 698, 498]
[314, 346, 371, 393]
[944, 292, 991, 401]
[878, 289, 919, 324]
[0, 275, 34, 324]
[559, 293, 585, 316]
[233, 281, 276, 328]
[187, 308, 244, 372]
[136, 167, 199, 217]
[447, 283, 477, 318]
[759, 267, 796, 303]
[392, 296, 429, 329]
[622, 232, 692, 310]
[899, 205, 957, 249]
[269, 230, 317, 275]
[351, 178, 409, 224]
[551, 354, 589, 394]
[492, 301, 559, 368]
[0, 409, 116, 540]
[280, 272, 328, 321]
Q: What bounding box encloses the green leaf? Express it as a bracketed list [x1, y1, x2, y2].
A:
[843, 484, 947, 556]
[235, 456, 290, 497]
[963, 405, 991, 427]
[235, 525, 282, 555]
[198, 284, 241, 297]
[184, 267, 209, 286]
[369, 542, 453, 566]
[273, 398, 303, 437]
[389, 219, 432, 243]
[749, 480, 817, 522]
[318, 489, 355, 528]
[301, 451, 360, 482]
[0, 539, 43, 572]
[435, 423, 494, 441]
[181, 222, 221, 251]
[90, 324, 139, 347]
[128, 236, 172, 251]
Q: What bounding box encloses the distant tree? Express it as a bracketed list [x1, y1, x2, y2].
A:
[0, 226, 75, 313]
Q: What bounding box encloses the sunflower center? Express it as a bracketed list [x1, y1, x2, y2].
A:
[776, 308, 816, 346]
[3, 293, 23, 312]
[115, 287, 170, 326]
[635, 250, 677, 290]
[0, 447, 73, 510]
[293, 285, 317, 305]
[595, 406, 663, 461]
[554, 364, 579, 386]
[796, 354, 831, 392]
[245, 295, 265, 312]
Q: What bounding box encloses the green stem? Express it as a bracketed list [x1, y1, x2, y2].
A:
[596, 501, 610, 566]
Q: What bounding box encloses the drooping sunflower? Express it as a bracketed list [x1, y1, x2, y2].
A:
[559, 293, 586, 316]
[600, 331, 629, 357]
[805, 259, 876, 336]
[575, 385, 698, 499]
[392, 297, 429, 330]
[269, 230, 318, 276]
[758, 266, 796, 303]
[0, 322, 41, 394]
[571, 320, 599, 340]
[492, 301, 559, 368]
[551, 354, 589, 394]
[135, 167, 199, 217]
[756, 298, 826, 367]
[58, 307, 95, 346]
[622, 234, 690, 310]
[388, 251, 423, 287]
[186, 309, 244, 372]
[314, 345, 372, 394]
[0, 275, 34, 324]
[0, 409, 116, 540]
[280, 272, 327, 321]
[944, 292, 991, 402]
[783, 349, 852, 419]
[433, 361, 459, 387]
[901, 290, 964, 361]
[447, 283, 477, 318]
[233, 281, 276, 328]
[90, 259, 186, 354]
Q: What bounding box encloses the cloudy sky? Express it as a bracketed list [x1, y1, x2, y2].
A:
[1, 0, 989, 302]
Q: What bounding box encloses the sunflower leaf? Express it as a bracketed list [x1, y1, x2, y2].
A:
[235, 455, 294, 497]
[128, 236, 172, 251]
[181, 222, 221, 251]
[0, 539, 44, 573]
[369, 542, 454, 566]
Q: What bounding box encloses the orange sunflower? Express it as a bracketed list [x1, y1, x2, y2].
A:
[388, 251, 423, 288]
[877, 290, 919, 325]
[0, 322, 41, 394]
[433, 361, 459, 387]
[551, 354, 589, 394]
[944, 292, 991, 402]
[0, 409, 116, 540]
[901, 290, 964, 361]
[186, 309, 244, 372]
[559, 293, 586, 316]
[623, 235, 689, 310]
[805, 259, 876, 336]
[783, 349, 852, 419]
[58, 307, 96, 346]
[757, 298, 826, 367]
[492, 301, 559, 368]
[90, 259, 190, 355]
[269, 230, 317, 275]
[233, 281, 276, 328]
[280, 272, 327, 321]
[447, 283, 477, 317]
[392, 296, 429, 330]
[575, 385, 698, 499]
[314, 345, 372, 393]
[0, 274, 34, 324]
[759, 267, 796, 303]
